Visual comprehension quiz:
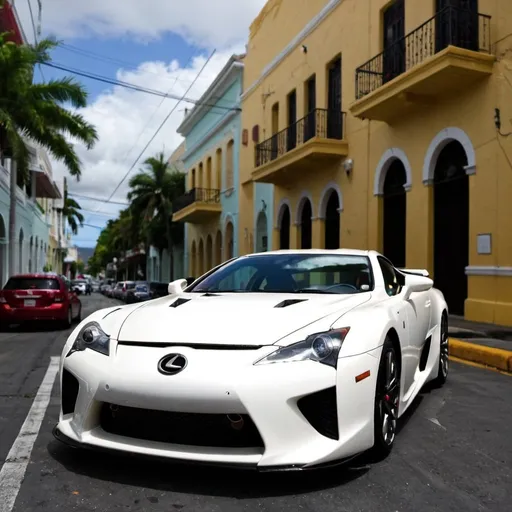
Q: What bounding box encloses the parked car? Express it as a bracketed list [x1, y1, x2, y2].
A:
[54, 249, 449, 469]
[0, 273, 82, 329]
[148, 281, 170, 300]
[112, 282, 125, 300]
[71, 279, 89, 295]
[125, 282, 150, 303]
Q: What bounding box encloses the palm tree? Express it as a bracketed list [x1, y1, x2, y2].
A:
[128, 152, 185, 281]
[62, 191, 84, 236]
[0, 33, 98, 275]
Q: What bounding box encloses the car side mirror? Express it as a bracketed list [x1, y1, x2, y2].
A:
[185, 276, 196, 286]
[168, 279, 188, 295]
[403, 274, 433, 301]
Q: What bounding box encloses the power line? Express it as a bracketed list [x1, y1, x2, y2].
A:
[67, 192, 129, 206]
[88, 53, 194, 220]
[41, 61, 240, 113]
[105, 49, 217, 203]
[58, 42, 198, 87]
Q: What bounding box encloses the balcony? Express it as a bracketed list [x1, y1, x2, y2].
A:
[252, 108, 348, 184]
[351, 7, 494, 123]
[172, 187, 222, 224]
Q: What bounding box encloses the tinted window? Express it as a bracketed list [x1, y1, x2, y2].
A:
[135, 285, 148, 292]
[189, 254, 374, 294]
[378, 257, 402, 296]
[4, 278, 60, 290]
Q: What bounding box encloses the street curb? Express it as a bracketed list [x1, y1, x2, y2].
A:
[449, 338, 512, 373]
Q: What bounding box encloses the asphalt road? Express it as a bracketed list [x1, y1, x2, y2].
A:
[0, 294, 510, 512]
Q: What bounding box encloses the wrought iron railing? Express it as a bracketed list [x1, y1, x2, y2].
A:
[255, 108, 346, 168]
[172, 187, 220, 214]
[355, 7, 491, 100]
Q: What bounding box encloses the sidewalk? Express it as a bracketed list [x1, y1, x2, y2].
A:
[448, 315, 512, 373]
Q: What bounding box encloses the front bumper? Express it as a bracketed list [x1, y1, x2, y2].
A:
[55, 342, 381, 470]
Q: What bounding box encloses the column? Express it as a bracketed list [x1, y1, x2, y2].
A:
[311, 218, 325, 249]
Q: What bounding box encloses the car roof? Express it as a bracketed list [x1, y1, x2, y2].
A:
[8, 273, 63, 280]
[246, 248, 377, 258]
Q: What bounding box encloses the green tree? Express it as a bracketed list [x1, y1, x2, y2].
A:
[0, 30, 98, 275]
[128, 152, 185, 281]
[62, 189, 85, 235]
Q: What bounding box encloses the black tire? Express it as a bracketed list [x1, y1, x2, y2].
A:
[60, 307, 73, 330]
[371, 336, 401, 460]
[431, 312, 449, 387]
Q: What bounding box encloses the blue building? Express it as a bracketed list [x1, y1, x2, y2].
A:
[172, 54, 245, 277]
[0, 149, 60, 286]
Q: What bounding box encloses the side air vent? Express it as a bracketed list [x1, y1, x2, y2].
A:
[170, 297, 191, 308]
[274, 299, 308, 308]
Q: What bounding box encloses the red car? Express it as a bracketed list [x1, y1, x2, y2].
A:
[0, 273, 82, 329]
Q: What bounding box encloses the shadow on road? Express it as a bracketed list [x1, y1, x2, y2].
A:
[47, 438, 373, 498]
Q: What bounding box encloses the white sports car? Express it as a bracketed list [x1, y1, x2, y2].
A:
[54, 249, 449, 471]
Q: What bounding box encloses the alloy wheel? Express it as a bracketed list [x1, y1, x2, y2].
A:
[440, 314, 449, 378]
[380, 349, 399, 446]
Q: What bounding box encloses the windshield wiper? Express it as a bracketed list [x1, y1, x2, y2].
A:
[295, 288, 338, 294]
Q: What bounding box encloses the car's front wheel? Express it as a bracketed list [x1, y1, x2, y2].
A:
[432, 312, 449, 387]
[371, 337, 400, 460]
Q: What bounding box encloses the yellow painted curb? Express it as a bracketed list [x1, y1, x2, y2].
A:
[449, 338, 512, 373]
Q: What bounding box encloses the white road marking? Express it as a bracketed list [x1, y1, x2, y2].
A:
[0, 356, 60, 512]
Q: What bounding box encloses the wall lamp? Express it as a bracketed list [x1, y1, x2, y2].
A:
[344, 158, 354, 177]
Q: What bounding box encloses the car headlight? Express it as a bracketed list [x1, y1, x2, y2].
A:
[67, 321, 110, 357]
[254, 327, 350, 369]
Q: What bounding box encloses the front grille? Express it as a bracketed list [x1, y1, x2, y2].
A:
[61, 369, 80, 415]
[297, 386, 339, 440]
[100, 403, 264, 448]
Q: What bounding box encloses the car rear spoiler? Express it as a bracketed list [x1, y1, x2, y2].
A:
[398, 268, 430, 277]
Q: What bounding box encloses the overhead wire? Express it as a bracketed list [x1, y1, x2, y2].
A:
[104, 48, 217, 204]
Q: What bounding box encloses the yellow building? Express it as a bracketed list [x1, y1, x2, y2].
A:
[238, 0, 512, 326]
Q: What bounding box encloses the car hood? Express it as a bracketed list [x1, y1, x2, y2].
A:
[114, 292, 372, 346]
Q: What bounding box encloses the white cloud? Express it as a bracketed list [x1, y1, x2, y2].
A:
[15, 0, 266, 49]
[55, 48, 243, 246]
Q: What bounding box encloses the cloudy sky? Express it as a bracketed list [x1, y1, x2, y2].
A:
[14, 0, 267, 247]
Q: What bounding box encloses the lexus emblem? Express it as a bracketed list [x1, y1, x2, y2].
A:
[158, 354, 187, 375]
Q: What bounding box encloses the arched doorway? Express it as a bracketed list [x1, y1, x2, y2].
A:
[324, 190, 340, 249]
[190, 241, 197, 277]
[29, 236, 33, 272]
[279, 205, 290, 249]
[18, 229, 24, 273]
[198, 239, 204, 276]
[225, 222, 234, 259]
[382, 160, 407, 268]
[299, 199, 312, 249]
[433, 141, 469, 315]
[0, 215, 6, 286]
[256, 211, 268, 252]
[206, 235, 213, 271]
[215, 230, 222, 266]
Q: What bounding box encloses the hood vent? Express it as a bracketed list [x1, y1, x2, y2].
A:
[170, 297, 191, 308]
[103, 308, 122, 319]
[202, 292, 221, 297]
[274, 298, 308, 308]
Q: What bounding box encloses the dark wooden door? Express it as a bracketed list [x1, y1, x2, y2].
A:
[304, 76, 316, 142]
[383, 0, 405, 84]
[436, 0, 478, 52]
[327, 57, 342, 139]
[287, 90, 297, 152]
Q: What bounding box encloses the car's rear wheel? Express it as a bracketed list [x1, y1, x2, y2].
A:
[371, 337, 400, 460]
[60, 307, 73, 330]
[432, 312, 448, 387]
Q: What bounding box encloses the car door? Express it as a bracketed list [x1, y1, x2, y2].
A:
[378, 257, 425, 396]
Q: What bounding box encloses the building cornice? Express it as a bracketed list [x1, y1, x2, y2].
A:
[177, 58, 244, 136]
[241, 0, 343, 101]
[182, 106, 240, 165]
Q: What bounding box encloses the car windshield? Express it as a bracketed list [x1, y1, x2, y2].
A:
[3, 278, 60, 290]
[189, 253, 374, 294]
